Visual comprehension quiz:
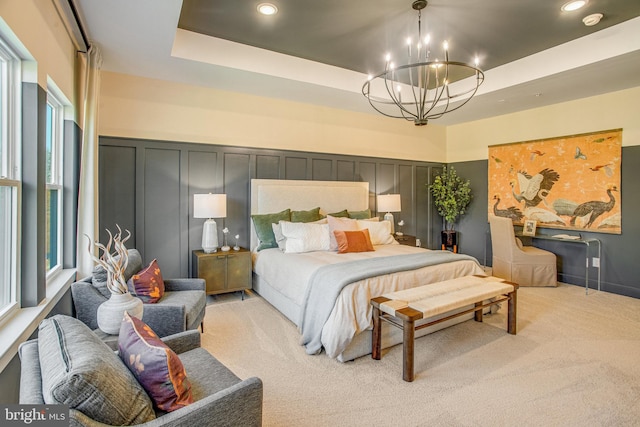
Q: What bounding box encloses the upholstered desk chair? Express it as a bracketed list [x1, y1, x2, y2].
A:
[72, 249, 206, 337]
[488, 215, 557, 287]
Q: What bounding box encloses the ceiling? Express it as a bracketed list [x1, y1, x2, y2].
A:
[74, 0, 640, 126]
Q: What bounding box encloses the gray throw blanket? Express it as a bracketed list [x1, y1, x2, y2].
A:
[299, 250, 481, 354]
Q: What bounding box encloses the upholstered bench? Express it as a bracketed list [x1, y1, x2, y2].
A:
[371, 275, 518, 382]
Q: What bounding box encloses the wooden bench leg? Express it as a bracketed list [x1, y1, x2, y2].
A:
[372, 304, 382, 360]
[507, 289, 517, 335]
[474, 301, 483, 322]
[403, 318, 416, 382]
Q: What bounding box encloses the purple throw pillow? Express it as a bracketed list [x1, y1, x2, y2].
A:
[118, 312, 193, 412]
[127, 259, 165, 303]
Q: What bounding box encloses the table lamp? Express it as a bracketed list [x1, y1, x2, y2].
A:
[194, 193, 227, 253]
[377, 194, 401, 234]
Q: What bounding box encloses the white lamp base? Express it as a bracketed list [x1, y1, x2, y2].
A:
[384, 212, 395, 234]
[221, 245, 231, 252]
[202, 218, 219, 253]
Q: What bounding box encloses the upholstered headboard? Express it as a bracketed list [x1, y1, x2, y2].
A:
[250, 179, 370, 251]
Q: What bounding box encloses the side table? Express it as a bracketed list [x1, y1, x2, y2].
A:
[192, 248, 252, 299]
[395, 234, 417, 247]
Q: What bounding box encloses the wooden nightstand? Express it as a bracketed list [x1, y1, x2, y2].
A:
[192, 248, 252, 299]
[395, 234, 417, 247]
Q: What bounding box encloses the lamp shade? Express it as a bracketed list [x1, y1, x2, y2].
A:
[377, 194, 401, 213]
[193, 193, 227, 219]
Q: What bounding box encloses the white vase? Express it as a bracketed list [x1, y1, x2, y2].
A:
[97, 292, 144, 335]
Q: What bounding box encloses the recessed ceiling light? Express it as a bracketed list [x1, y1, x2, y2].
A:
[561, 0, 588, 12]
[583, 13, 603, 26]
[257, 3, 278, 16]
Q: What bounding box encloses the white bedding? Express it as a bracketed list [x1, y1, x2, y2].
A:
[253, 244, 484, 359]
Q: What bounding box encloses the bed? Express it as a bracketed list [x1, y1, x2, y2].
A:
[250, 179, 486, 362]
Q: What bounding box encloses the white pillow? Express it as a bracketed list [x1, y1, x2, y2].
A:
[356, 220, 396, 245]
[326, 215, 359, 251]
[273, 218, 328, 251]
[280, 221, 331, 253]
[272, 222, 287, 250]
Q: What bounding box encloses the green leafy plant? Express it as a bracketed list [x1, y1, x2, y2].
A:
[428, 166, 472, 231]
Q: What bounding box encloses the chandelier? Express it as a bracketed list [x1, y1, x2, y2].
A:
[362, 0, 484, 126]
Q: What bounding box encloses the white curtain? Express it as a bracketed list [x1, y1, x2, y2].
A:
[76, 44, 102, 277]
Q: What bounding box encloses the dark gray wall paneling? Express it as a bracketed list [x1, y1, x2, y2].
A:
[143, 148, 182, 277]
[312, 158, 332, 181]
[255, 154, 279, 179]
[377, 163, 395, 195]
[223, 153, 251, 256]
[99, 137, 444, 279]
[450, 161, 490, 263]
[63, 121, 81, 268]
[21, 83, 46, 307]
[453, 146, 640, 298]
[99, 136, 638, 297]
[337, 160, 355, 181]
[415, 166, 430, 247]
[188, 150, 218, 270]
[99, 146, 136, 247]
[358, 162, 377, 209]
[285, 157, 307, 180]
[398, 164, 414, 234]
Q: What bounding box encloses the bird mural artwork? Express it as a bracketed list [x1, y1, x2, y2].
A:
[569, 185, 618, 228]
[523, 206, 566, 225]
[530, 150, 545, 161]
[591, 136, 615, 143]
[492, 195, 524, 221]
[488, 130, 621, 234]
[511, 168, 560, 208]
[589, 164, 614, 177]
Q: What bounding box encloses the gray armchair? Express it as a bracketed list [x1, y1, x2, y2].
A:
[19, 315, 263, 427]
[72, 249, 207, 337]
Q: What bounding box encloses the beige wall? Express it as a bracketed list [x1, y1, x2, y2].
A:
[0, 0, 77, 105]
[99, 71, 448, 162]
[446, 86, 640, 163]
[100, 73, 640, 165]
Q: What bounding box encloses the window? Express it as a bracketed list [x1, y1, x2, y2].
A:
[46, 91, 64, 277]
[0, 35, 20, 318]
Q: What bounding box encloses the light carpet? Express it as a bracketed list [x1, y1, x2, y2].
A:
[201, 284, 640, 426]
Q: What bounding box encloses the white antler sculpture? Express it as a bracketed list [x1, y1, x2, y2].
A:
[86, 225, 132, 294]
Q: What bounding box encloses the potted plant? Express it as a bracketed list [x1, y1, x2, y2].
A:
[428, 165, 472, 251]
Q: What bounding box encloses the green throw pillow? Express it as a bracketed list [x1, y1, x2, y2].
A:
[252, 209, 291, 251]
[291, 207, 323, 223]
[327, 209, 349, 218]
[348, 209, 371, 219]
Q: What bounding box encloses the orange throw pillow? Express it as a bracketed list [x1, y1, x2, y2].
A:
[333, 229, 375, 253]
